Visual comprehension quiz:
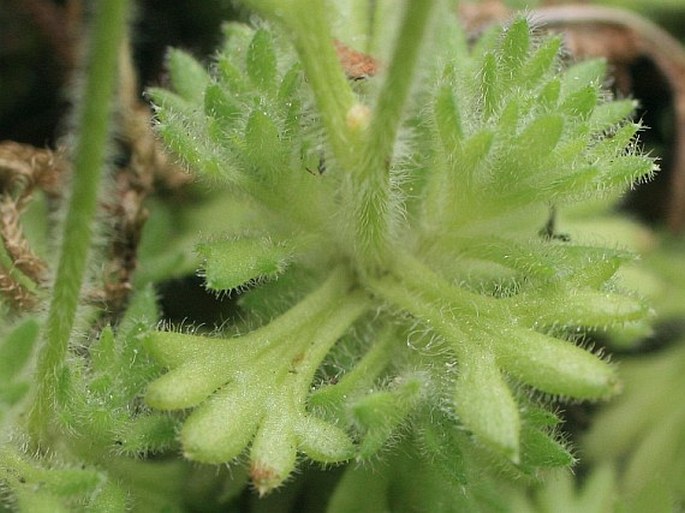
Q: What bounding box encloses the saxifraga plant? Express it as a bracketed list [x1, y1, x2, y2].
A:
[0, 0, 659, 511]
[146, 0, 654, 501]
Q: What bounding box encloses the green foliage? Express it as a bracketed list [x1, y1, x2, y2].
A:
[145, 2, 654, 499]
[3, 0, 679, 511]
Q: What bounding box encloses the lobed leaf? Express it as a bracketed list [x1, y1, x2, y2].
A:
[589, 99, 637, 133]
[166, 49, 210, 103]
[198, 236, 292, 292]
[247, 28, 278, 92]
[434, 84, 463, 153]
[351, 374, 424, 459]
[250, 405, 298, 493]
[561, 59, 607, 98]
[561, 85, 598, 119]
[181, 380, 265, 463]
[520, 36, 561, 87]
[294, 415, 355, 463]
[493, 328, 619, 399]
[499, 17, 530, 81]
[454, 346, 520, 461]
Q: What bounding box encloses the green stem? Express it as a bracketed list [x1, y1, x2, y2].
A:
[354, 0, 437, 266]
[363, 0, 436, 170]
[28, 0, 130, 445]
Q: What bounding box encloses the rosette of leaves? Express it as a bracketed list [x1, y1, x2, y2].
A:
[145, 0, 654, 496]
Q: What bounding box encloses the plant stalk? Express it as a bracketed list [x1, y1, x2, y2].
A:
[28, 0, 130, 445]
[354, 0, 437, 267]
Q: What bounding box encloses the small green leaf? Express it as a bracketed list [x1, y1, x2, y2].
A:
[560, 245, 631, 287]
[247, 28, 277, 91]
[143, 330, 228, 369]
[530, 289, 647, 329]
[181, 381, 264, 463]
[561, 59, 606, 97]
[454, 347, 520, 461]
[115, 414, 178, 455]
[520, 424, 574, 468]
[204, 83, 241, 130]
[497, 97, 520, 135]
[494, 328, 619, 399]
[147, 87, 193, 114]
[589, 99, 637, 133]
[415, 415, 468, 485]
[221, 21, 255, 54]
[198, 236, 291, 292]
[521, 36, 561, 87]
[295, 416, 355, 463]
[309, 325, 397, 412]
[351, 375, 424, 458]
[153, 113, 228, 181]
[434, 85, 463, 152]
[546, 165, 600, 199]
[250, 408, 298, 494]
[446, 236, 557, 279]
[143, 330, 250, 410]
[90, 325, 116, 375]
[590, 123, 641, 161]
[500, 17, 530, 77]
[116, 285, 159, 346]
[244, 108, 285, 175]
[601, 155, 655, 188]
[481, 52, 499, 118]
[167, 49, 209, 103]
[216, 55, 248, 93]
[454, 129, 494, 187]
[144, 357, 230, 410]
[561, 85, 598, 119]
[278, 64, 302, 104]
[516, 114, 564, 168]
[538, 78, 561, 108]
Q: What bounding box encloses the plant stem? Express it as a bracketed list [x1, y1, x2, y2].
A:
[354, 0, 437, 267]
[28, 0, 130, 445]
[363, 0, 436, 172]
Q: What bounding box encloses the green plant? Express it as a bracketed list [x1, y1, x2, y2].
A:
[0, 0, 671, 511]
[148, 0, 652, 494]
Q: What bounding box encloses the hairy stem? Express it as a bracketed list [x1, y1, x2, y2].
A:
[353, 0, 437, 267]
[28, 0, 130, 445]
[363, 0, 436, 171]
